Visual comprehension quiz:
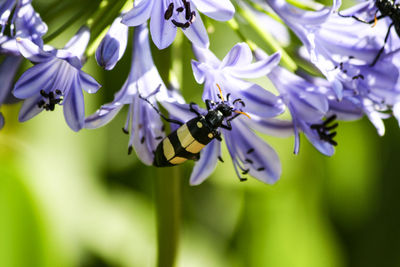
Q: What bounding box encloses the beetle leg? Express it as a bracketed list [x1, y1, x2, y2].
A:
[370, 22, 394, 66]
[220, 122, 232, 131]
[189, 102, 201, 116]
[227, 113, 240, 122]
[214, 131, 223, 141]
[337, 10, 382, 24]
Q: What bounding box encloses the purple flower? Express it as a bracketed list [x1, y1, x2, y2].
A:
[121, 0, 235, 49]
[266, 0, 400, 136]
[255, 49, 336, 156]
[96, 15, 129, 70]
[86, 23, 178, 165]
[13, 27, 101, 131]
[182, 43, 293, 185]
[0, 0, 46, 129]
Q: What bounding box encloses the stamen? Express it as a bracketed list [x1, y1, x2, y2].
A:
[310, 115, 339, 146]
[218, 156, 224, 162]
[234, 110, 251, 119]
[185, 1, 191, 20]
[176, 7, 184, 12]
[140, 136, 145, 144]
[257, 167, 265, 171]
[216, 84, 224, 101]
[155, 136, 163, 140]
[128, 145, 133, 155]
[122, 127, 129, 134]
[372, 13, 378, 28]
[245, 158, 253, 164]
[164, 3, 174, 20]
[247, 148, 254, 154]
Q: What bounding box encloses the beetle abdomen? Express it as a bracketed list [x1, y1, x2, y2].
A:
[153, 116, 216, 167]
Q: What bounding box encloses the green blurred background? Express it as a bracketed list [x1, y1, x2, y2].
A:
[1, 0, 400, 266]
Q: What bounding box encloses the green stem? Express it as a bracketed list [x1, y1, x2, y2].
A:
[155, 167, 181, 267]
[235, 4, 297, 71]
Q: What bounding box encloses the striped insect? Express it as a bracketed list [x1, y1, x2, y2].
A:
[139, 84, 250, 167]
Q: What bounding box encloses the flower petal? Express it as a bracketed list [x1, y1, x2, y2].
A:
[192, 0, 235, 21]
[0, 56, 22, 103]
[13, 59, 56, 99]
[224, 119, 281, 184]
[244, 116, 293, 137]
[220, 43, 252, 69]
[63, 76, 85, 131]
[122, 0, 153, 27]
[180, 9, 209, 48]
[190, 140, 220, 185]
[0, 113, 4, 129]
[63, 26, 90, 58]
[16, 37, 52, 62]
[18, 94, 43, 122]
[79, 71, 101, 94]
[95, 16, 128, 70]
[85, 103, 123, 129]
[150, 3, 177, 49]
[228, 51, 281, 78]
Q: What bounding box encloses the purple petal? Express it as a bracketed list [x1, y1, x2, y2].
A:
[63, 76, 85, 131]
[0, 113, 4, 129]
[13, 59, 56, 99]
[16, 37, 52, 62]
[192, 0, 235, 21]
[63, 26, 90, 58]
[220, 43, 252, 69]
[0, 56, 22, 103]
[150, 3, 177, 49]
[300, 120, 334, 156]
[180, 9, 209, 48]
[224, 119, 282, 184]
[122, 0, 153, 27]
[228, 51, 281, 78]
[191, 60, 206, 83]
[79, 71, 101, 94]
[85, 103, 123, 129]
[232, 80, 285, 117]
[18, 94, 43, 122]
[132, 94, 165, 165]
[244, 116, 293, 137]
[95, 16, 128, 70]
[190, 140, 220, 185]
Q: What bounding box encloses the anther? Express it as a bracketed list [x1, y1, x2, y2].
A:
[218, 156, 224, 163]
[164, 3, 174, 20]
[239, 177, 248, 182]
[247, 148, 254, 154]
[242, 169, 250, 175]
[161, 125, 165, 132]
[185, 1, 191, 20]
[310, 115, 339, 146]
[176, 7, 184, 12]
[155, 136, 163, 140]
[122, 128, 129, 134]
[128, 146, 133, 155]
[257, 167, 265, 171]
[245, 158, 253, 164]
[141, 136, 145, 144]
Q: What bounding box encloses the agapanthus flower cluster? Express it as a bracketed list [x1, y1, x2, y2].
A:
[1, 0, 399, 185]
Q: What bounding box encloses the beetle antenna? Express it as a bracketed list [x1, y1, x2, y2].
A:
[216, 83, 224, 101]
[234, 110, 251, 119]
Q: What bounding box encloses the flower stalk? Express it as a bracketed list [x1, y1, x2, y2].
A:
[155, 167, 181, 267]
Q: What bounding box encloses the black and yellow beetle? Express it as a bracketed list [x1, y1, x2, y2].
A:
[139, 84, 249, 167]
